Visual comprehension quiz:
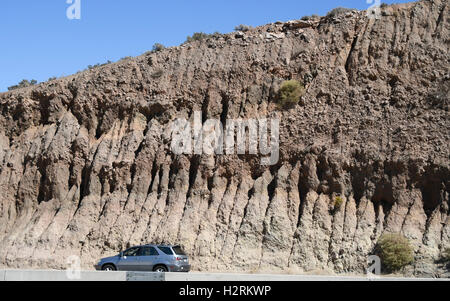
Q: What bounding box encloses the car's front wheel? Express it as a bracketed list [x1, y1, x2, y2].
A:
[102, 264, 116, 271]
[153, 265, 168, 272]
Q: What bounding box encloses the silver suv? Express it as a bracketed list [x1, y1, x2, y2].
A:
[94, 244, 190, 272]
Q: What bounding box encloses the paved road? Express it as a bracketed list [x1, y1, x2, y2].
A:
[0, 270, 448, 281]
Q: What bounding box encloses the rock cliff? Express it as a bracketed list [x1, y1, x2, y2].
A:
[0, 0, 448, 277]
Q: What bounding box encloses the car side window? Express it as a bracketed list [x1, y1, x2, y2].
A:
[157, 246, 173, 255]
[139, 246, 159, 256]
[123, 247, 140, 257]
[172, 246, 186, 255]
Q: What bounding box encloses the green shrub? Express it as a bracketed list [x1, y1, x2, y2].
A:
[185, 32, 220, 43]
[185, 32, 210, 43]
[301, 14, 320, 21]
[278, 80, 305, 108]
[334, 196, 344, 210]
[375, 233, 414, 272]
[87, 60, 112, 70]
[7, 79, 38, 91]
[326, 7, 354, 18]
[152, 43, 165, 52]
[234, 24, 252, 32]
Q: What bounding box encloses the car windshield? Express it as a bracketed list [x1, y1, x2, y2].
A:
[172, 246, 186, 255]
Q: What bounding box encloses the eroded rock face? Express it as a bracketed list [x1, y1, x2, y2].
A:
[0, 0, 448, 277]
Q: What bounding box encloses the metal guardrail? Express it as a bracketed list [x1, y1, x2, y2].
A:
[0, 270, 448, 281]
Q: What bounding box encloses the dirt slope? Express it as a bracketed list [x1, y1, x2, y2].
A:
[0, 0, 448, 277]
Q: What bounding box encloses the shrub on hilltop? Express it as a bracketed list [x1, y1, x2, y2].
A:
[327, 7, 354, 18]
[8, 79, 38, 91]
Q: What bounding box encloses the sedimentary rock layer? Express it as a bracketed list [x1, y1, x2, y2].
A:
[0, 0, 448, 276]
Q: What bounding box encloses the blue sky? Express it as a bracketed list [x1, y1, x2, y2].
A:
[0, 0, 412, 92]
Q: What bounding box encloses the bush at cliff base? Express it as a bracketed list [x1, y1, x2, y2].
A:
[375, 233, 414, 272]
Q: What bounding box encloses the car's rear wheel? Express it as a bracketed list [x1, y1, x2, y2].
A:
[102, 264, 116, 271]
[153, 265, 168, 272]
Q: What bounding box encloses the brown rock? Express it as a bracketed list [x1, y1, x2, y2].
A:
[0, 0, 448, 277]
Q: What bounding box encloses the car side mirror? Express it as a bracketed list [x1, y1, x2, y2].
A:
[119, 251, 123, 257]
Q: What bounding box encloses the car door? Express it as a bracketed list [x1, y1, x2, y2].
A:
[137, 246, 159, 271]
[116, 247, 141, 271]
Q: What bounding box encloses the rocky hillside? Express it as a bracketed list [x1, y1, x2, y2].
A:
[0, 0, 448, 277]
